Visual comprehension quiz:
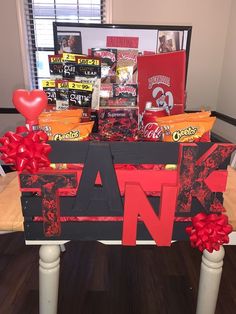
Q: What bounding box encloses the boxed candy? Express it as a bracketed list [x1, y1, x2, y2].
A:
[100, 83, 138, 107]
[98, 107, 139, 141]
[137, 51, 186, 115]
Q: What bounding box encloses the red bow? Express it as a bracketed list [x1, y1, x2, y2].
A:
[186, 213, 232, 252]
[0, 126, 51, 173]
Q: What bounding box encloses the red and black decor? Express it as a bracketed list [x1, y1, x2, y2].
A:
[17, 141, 235, 244]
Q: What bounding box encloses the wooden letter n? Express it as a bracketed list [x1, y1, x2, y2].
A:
[122, 183, 178, 246]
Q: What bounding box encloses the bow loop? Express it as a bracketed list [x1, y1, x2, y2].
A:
[0, 127, 51, 173]
[186, 213, 232, 252]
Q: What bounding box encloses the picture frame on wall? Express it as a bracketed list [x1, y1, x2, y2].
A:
[55, 26, 82, 54]
[53, 23, 192, 90]
[53, 22, 192, 69]
[157, 30, 184, 53]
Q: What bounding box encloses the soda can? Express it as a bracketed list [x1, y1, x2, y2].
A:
[142, 107, 167, 141]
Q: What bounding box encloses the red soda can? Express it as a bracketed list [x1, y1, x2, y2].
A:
[142, 106, 167, 141]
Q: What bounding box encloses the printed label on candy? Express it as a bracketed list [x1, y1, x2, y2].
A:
[91, 48, 117, 81]
[49, 55, 63, 63]
[68, 82, 93, 108]
[63, 62, 76, 79]
[68, 82, 93, 91]
[42, 80, 56, 105]
[101, 84, 138, 107]
[55, 80, 69, 110]
[63, 53, 81, 62]
[76, 65, 101, 78]
[76, 56, 101, 78]
[77, 58, 100, 66]
[172, 126, 198, 142]
[49, 55, 63, 79]
[42, 80, 56, 88]
[113, 84, 138, 98]
[53, 130, 80, 141]
[99, 107, 139, 140]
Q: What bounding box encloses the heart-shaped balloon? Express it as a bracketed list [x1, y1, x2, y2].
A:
[12, 89, 48, 129]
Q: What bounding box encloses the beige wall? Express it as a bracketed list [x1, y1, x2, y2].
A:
[217, 0, 236, 118]
[0, 0, 25, 108]
[213, 0, 236, 140]
[112, 0, 232, 111]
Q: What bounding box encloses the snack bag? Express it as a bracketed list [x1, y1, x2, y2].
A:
[112, 84, 138, 107]
[75, 56, 101, 110]
[99, 84, 138, 107]
[99, 84, 113, 107]
[155, 111, 211, 123]
[55, 80, 69, 110]
[48, 55, 63, 79]
[42, 80, 56, 109]
[39, 109, 93, 141]
[116, 49, 138, 84]
[39, 108, 83, 121]
[61, 53, 85, 80]
[156, 113, 216, 142]
[68, 81, 93, 108]
[91, 48, 117, 83]
[75, 56, 101, 79]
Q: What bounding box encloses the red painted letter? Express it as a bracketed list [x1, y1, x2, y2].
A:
[122, 183, 178, 246]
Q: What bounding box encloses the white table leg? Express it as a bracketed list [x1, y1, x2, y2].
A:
[196, 246, 225, 314]
[39, 245, 61, 314]
[60, 244, 66, 252]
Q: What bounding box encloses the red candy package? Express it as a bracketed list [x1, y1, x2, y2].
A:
[98, 107, 139, 141]
[137, 51, 186, 115]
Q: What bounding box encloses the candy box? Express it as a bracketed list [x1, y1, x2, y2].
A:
[98, 107, 139, 141]
[137, 51, 186, 115]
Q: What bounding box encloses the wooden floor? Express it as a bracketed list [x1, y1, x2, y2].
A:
[0, 233, 236, 314]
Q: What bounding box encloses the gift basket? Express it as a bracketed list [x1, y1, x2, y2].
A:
[0, 23, 235, 248]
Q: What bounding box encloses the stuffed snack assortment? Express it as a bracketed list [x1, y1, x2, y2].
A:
[40, 51, 216, 142]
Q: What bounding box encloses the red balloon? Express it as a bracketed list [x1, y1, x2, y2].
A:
[12, 89, 48, 128]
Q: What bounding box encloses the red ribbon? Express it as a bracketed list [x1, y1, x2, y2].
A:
[186, 213, 232, 252]
[0, 126, 51, 173]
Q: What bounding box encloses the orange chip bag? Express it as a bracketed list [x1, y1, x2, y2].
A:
[155, 111, 211, 124]
[157, 116, 216, 142]
[40, 108, 83, 121]
[39, 109, 93, 141]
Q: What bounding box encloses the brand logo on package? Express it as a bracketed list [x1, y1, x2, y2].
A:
[115, 85, 137, 97]
[148, 75, 173, 113]
[94, 50, 116, 62]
